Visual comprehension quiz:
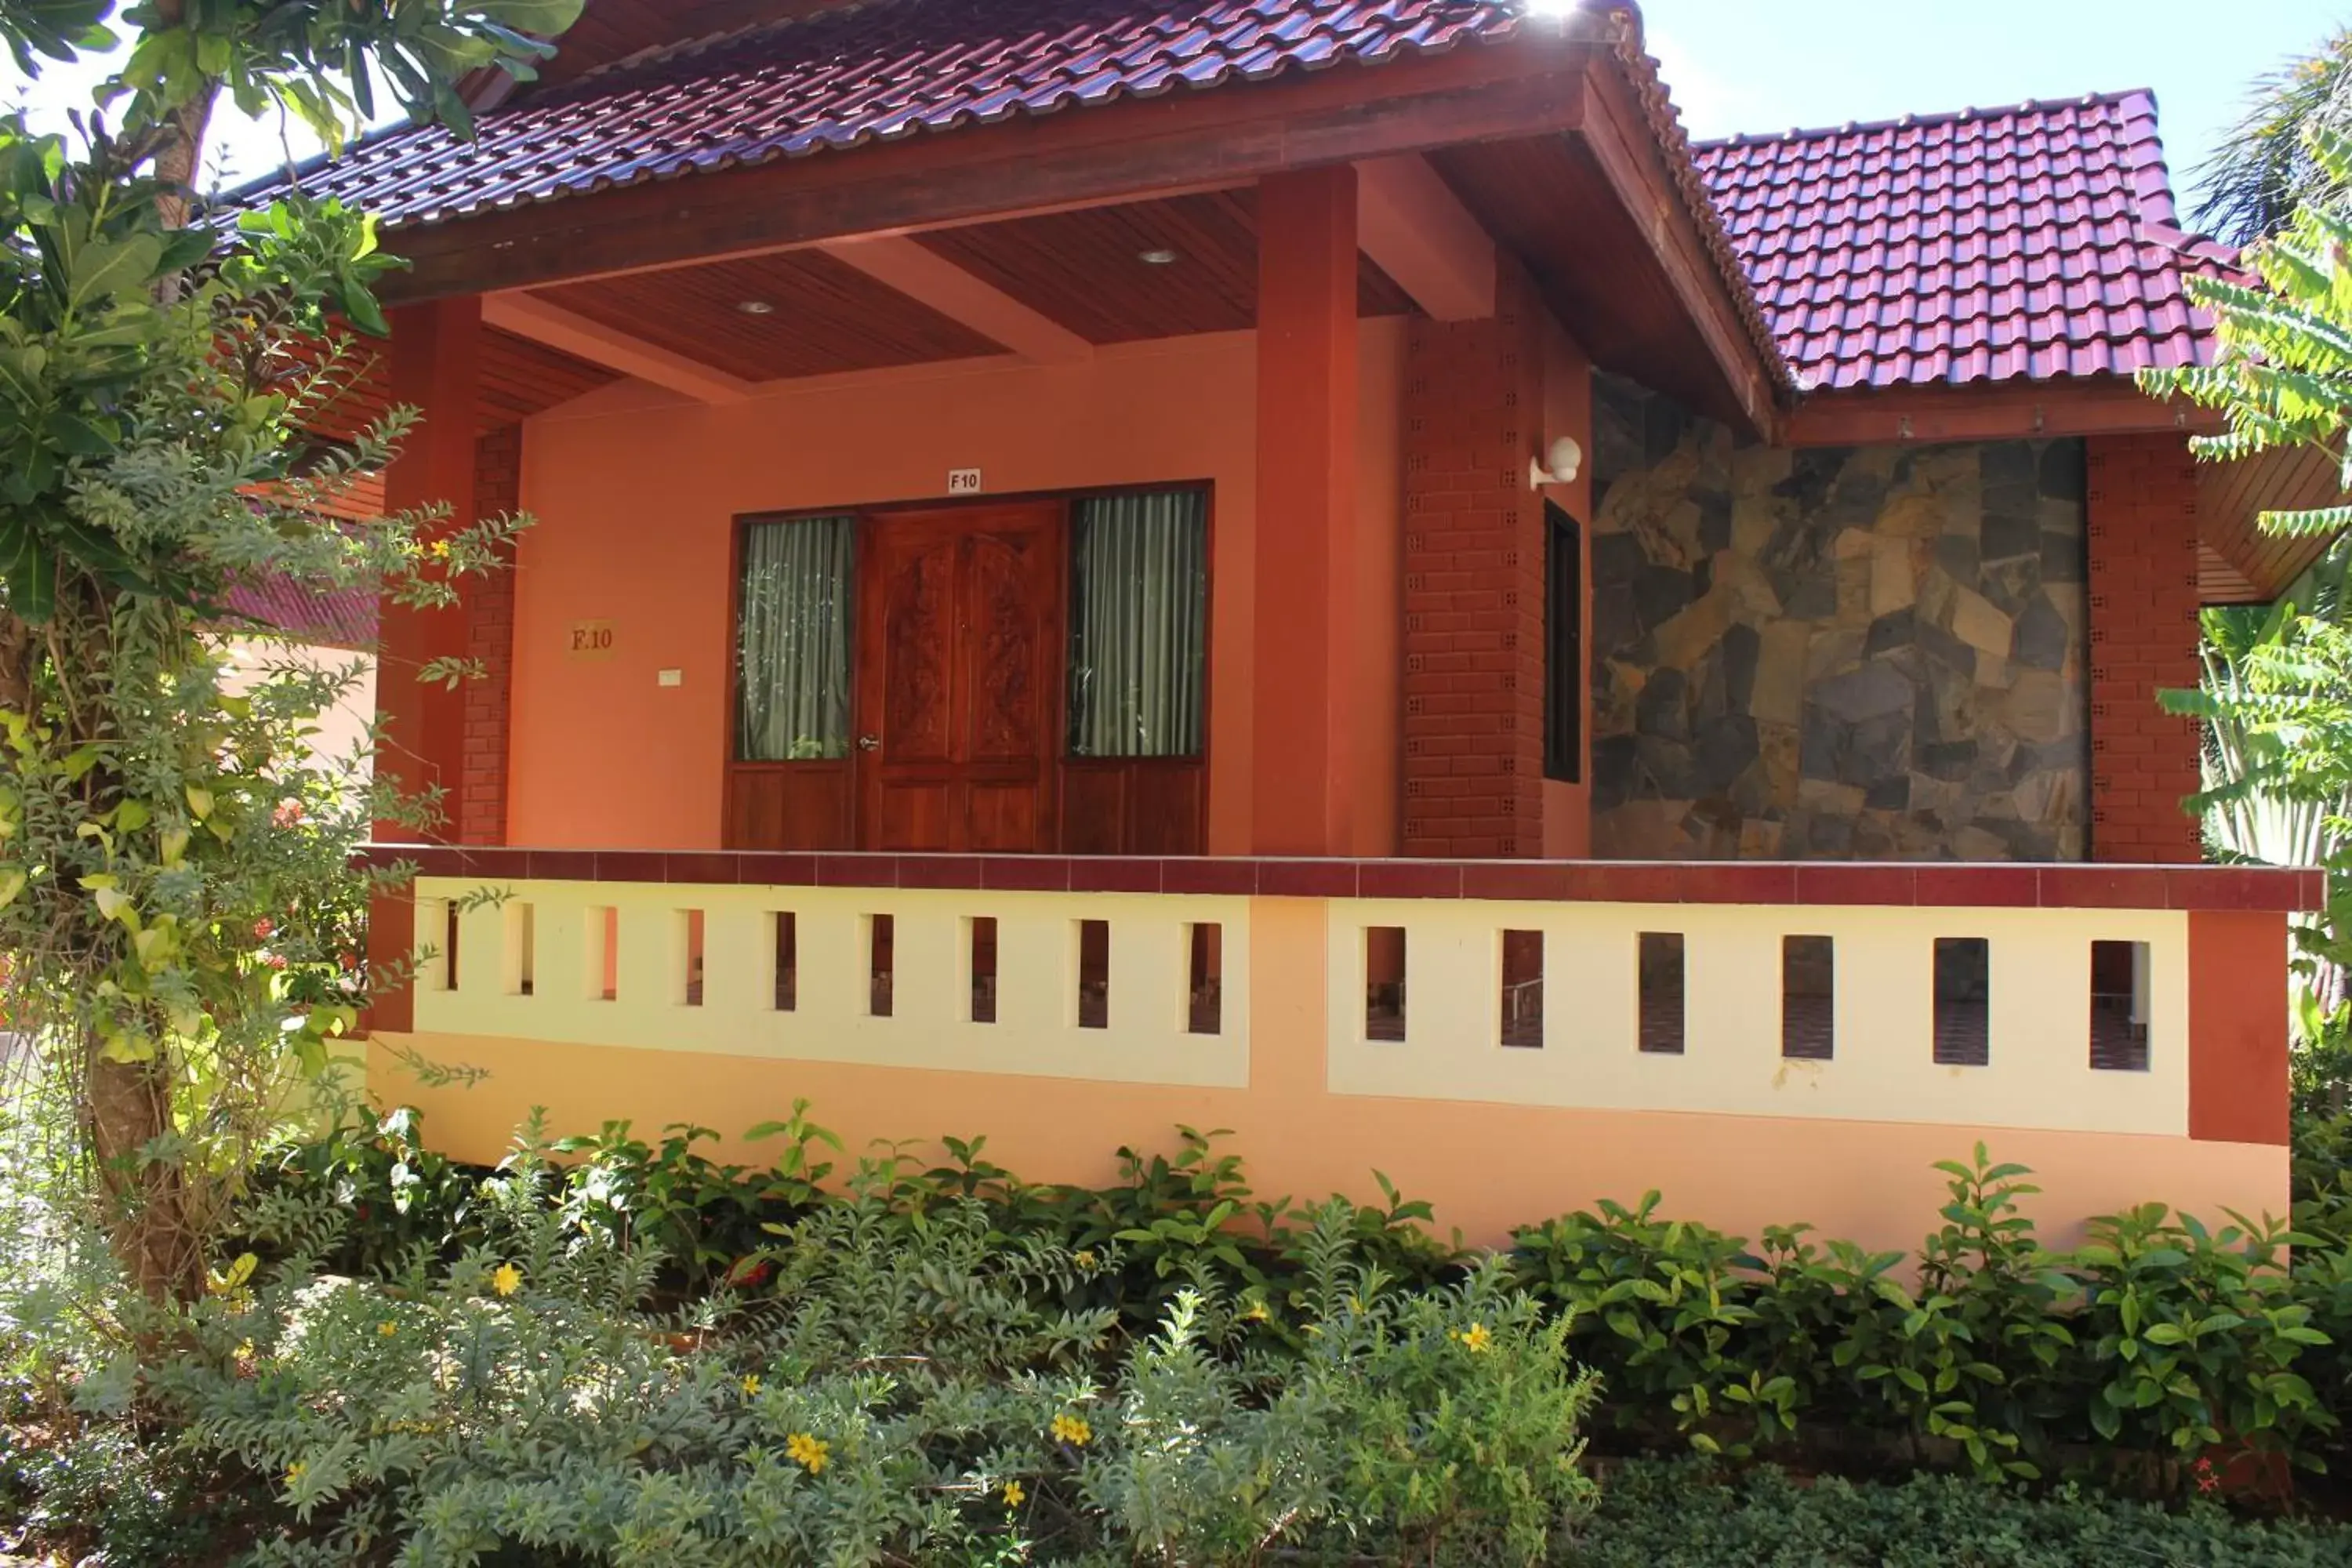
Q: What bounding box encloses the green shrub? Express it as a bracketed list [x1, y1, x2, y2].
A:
[1567, 1461, 2352, 1566]
[1510, 1146, 2345, 1484]
[163, 1134, 1595, 1566]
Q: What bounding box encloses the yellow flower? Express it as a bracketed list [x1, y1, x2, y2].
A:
[284, 1461, 307, 1487]
[426, 539, 452, 559]
[1459, 1323, 1493, 1353]
[1049, 1412, 1093, 1447]
[491, 1263, 523, 1298]
[1073, 1250, 1097, 1270]
[1240, 1300, 1271, 1323]
[377, 1320, 398, 1338]
[741, 1374, 762, 1397]
[1002, 1480, 1026, 1507]
[785, 1432, 830, 1475]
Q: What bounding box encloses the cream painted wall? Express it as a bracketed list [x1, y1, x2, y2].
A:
[508, 321, 1410, 854]
[215, 637, 376, 779]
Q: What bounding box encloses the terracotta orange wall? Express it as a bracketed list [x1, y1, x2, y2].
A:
[1539, 315, 1594, 859]
[509, 325, 1408, 854]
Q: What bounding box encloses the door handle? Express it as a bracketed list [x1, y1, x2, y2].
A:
[857, 734, 881, 752]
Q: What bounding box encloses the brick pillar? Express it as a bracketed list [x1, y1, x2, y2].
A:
[1250, 166, 1361, 855]
[2085, 432, 2203, 864]
[459, 424, 521, 848]
[1400, 262, 1544, 858]
[373, 297, 481, 1033]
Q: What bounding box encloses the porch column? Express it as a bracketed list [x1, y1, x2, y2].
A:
[1251, 166, 1360, 855]
[2085, 434, 2202, 863]
[371, 297, 481, 1032]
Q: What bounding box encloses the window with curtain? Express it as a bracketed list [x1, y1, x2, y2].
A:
[735, 515, 855, 761]
[1067, 488, 1208, 759]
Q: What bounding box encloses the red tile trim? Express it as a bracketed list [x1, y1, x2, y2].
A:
[1257, 861, 1359, 898]
[1159, 858, 1259, 896]
[1358, 861, 1463, 899]
[816, 853, 895, 887]
[1068, 858, 1164, 894]
[354, 848, 2322, 913]
[665, 852, 741, 884]
[738, 852, 818, 887]
[982, 857, 1069, 892]
[1913, 866, 2039, 908]
[1795, 864, 1913, 906]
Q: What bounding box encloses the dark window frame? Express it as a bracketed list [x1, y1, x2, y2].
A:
[1543, 501, 1582, 783]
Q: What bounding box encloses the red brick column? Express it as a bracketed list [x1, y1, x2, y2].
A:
[2085, 432, 2203, 864]
[459, 424, 521, 848]
[1400, 263, 1544, 858]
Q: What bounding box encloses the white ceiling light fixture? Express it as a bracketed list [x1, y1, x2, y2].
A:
[1530, 436, 1583, 489]
[737, 299, 777, 315]
[1138, 248, 1180, 265]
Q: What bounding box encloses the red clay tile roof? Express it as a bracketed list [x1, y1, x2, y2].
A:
[1693, 91, 2237, 393]
[248, 0, 1541, 230]
[220, 578, 379, 650]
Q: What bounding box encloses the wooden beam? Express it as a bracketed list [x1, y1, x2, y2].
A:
[481, 292, 753, 404]
[1784, 378, 2219, 447]
[1574, 60, 1779, 439]
[379, 43, 1599, 303]
[815, 235, 1092, 365]
[1354, 153, 1495, 321]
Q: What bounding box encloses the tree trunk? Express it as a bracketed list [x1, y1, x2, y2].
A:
[84, 1038, 202, 1303]
[69, 49, 217, 1306]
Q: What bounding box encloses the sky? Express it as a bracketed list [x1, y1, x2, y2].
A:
[0, 0, 2348, 216]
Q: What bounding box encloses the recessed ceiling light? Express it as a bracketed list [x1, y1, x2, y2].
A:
[1138, 248, 1179, 265]
[737, 299, 777, 315]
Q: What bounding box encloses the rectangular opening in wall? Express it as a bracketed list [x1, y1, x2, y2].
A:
[1933, 938, 1991, 1066]
[1366, 926, 1407, 1042]
[1783, 935, 1835, 1060]
[1638, 932, 1685, 1054]
[1187, 922, 1221, 1036]
[770, 913, 797, 1012]
[969, 916, 998, 1024]
[866, 914, 894, 1018]
[587, 906, 617, 1002]
[1501, 930, 1544, 1048]
[680, 909, 706, 1007]
[503, 902, 535, 997]
[442, 899, 460, 992]
[2091, 939, 2151, 1072]
[1076, 919, 1110, 1029]
[1543, 501, 1582, 783]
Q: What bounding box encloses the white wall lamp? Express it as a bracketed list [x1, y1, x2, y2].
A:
[1529, 435, 1583, 489]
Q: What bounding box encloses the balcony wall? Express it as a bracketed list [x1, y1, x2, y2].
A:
[365, 848, 2309, 1250]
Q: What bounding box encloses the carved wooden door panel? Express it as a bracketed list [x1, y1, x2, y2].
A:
[855, 504, 1061, 851]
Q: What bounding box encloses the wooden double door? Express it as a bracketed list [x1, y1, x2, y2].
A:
[850, 503, 1062, 853]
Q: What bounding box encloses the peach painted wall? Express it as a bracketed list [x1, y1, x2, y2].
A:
[1540, 316, 1595, 858]
[508, 322, 1409, 855]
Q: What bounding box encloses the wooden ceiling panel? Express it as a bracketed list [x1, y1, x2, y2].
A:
[916, 190, 1417, 345]
[297, 325, 618, 446]
[1432, 135, 1753, 429]
[2198, 442, 2347, 604]
[531, 250, 1007, 381]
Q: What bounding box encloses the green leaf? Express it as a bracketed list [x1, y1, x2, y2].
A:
[65, 232, 163, 314]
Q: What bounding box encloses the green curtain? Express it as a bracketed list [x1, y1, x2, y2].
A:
[736, 516, 855, 761]
[1068, 489, 1207, 758]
